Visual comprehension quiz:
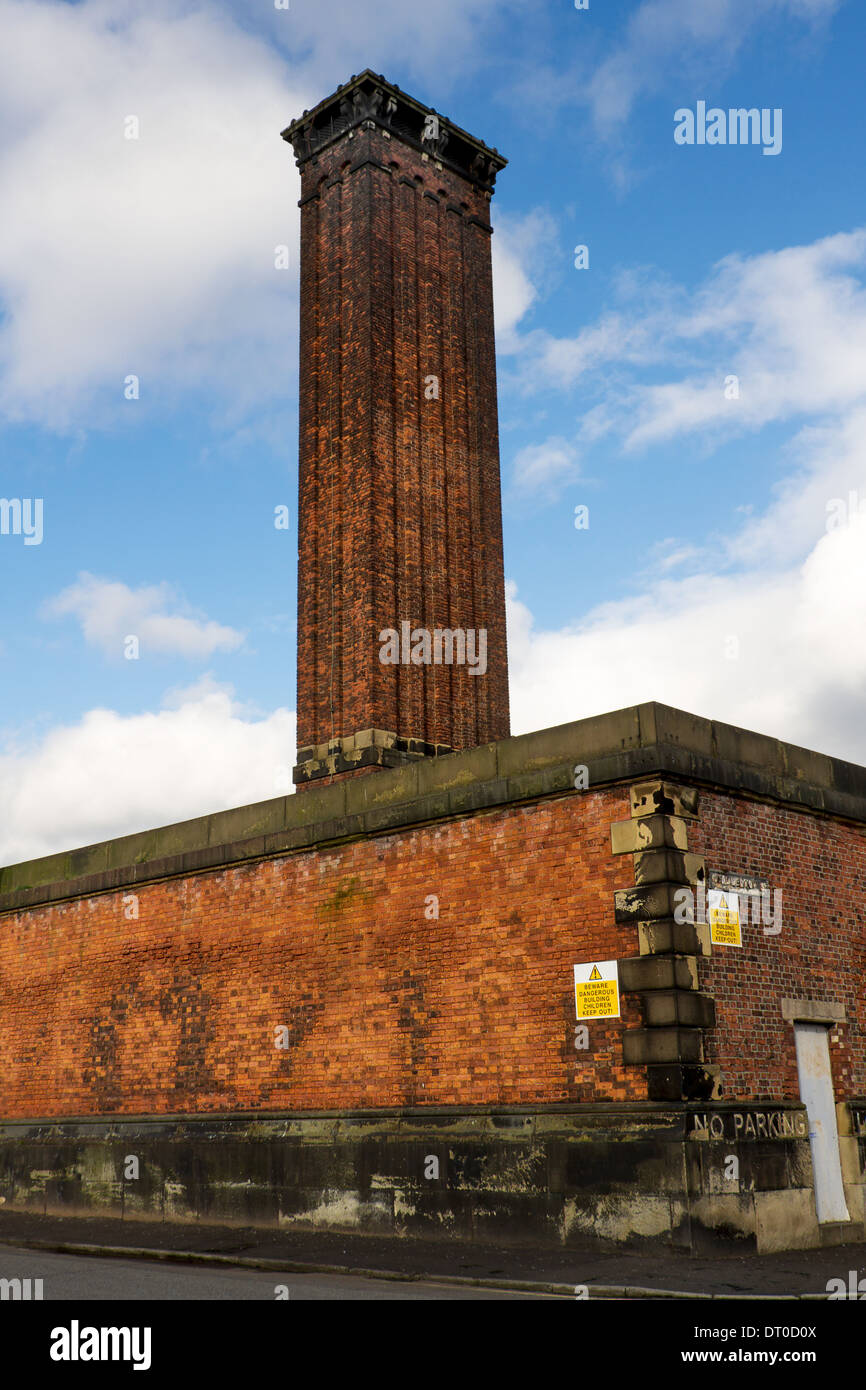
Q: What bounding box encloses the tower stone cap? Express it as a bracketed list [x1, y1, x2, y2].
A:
[281, 68, 507, 191]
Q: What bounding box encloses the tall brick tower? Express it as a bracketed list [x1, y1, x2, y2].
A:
[283, 71, 510, 787]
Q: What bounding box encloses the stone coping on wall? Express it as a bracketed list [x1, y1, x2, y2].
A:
[0, 1099, 822, 1137]
[2, 701, 865, 913]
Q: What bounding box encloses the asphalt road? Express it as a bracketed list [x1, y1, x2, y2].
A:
[0, 1246, 558, 1301]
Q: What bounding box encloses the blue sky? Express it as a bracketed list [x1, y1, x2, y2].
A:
[1, 0, 865, 864]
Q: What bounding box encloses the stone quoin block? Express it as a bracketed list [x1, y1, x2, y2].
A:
[642, 991, 716, 1029]
[632, 849, 707, 886]
[614, 882, 693, 923]
[630, 781, 700, 820]
[610, 814, 690, 855]
[646, 1064, 722, 1103]
[618, 955, 700, 993]
[622, 1027, 705, 1066]
[637, 918, 704, 956]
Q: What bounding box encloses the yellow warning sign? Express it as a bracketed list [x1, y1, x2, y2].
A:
[574, 960, 620, 1020]
[708, 889, 742, 947]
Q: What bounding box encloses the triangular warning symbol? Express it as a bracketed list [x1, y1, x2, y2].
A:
[589, 965, 602, 981]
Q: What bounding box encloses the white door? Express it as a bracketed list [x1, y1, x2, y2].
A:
[794, 1021, 850, 1224]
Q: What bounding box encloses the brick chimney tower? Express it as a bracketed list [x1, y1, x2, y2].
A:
[283, 71, 510, 787]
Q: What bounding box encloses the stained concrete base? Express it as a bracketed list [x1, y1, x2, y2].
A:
[1, 1103, 864, 1256]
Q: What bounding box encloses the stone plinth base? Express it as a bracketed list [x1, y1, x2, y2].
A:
[2, 1103, 863, 1255]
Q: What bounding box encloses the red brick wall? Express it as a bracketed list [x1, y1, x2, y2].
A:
[296, 123, 510, 753]
[0, 788, 641, 1119]
[690, 792, 866, 1102]
[6, 778, 863, 1119]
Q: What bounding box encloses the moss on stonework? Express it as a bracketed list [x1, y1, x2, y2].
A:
[318, 876, 369, 917]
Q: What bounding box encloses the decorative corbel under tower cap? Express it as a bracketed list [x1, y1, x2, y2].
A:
[283, 72, 511, 788]
[282, 69, 507, 190]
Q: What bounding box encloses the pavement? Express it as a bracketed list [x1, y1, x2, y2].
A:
[1, 1209, 864, 1298]
[0, 1245, 545, 1300]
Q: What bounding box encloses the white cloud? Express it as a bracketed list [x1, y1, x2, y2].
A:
[492, 210, 559, 353]
[501, 222, 866, 766]
[507, 506, 866, 764]
[0, 680, 296, 866]
[0, 0, 516, 431]
[647, 538, 700, 573]
[510, 230, 866, 577]
[626, 232, 866, 449]
[520, 313, 659, 394]
[510, 231, 866, 432]
[0, 0, 839, 427]
[0, 0, 304, 429]
[586, 0, 841, 132]
[509, 435, 580, 499]
[264, 0, 517, 94]
[43, 573, 244, 659]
